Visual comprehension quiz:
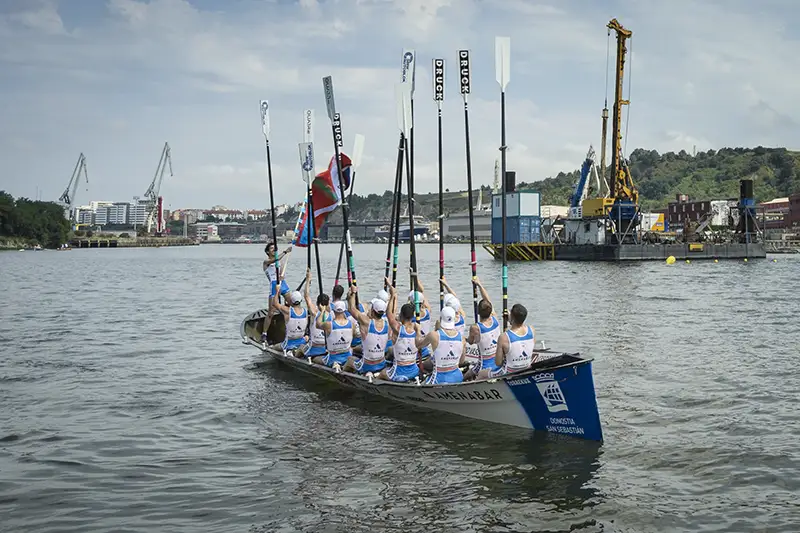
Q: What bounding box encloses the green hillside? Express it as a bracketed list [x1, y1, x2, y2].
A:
[312, 146, 800, 222]
[519, 146, 800, 210]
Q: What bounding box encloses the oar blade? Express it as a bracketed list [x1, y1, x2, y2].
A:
[259, 100, 270, 140]
[432, 58, 445, 102]
[303, 109, 314, 144]
[495, 36, 511, 90]
[394, 82, 413, 137]
[298, 142, 314, 184]
[352, 134, 365, 172]
[322, 76, 336, 121]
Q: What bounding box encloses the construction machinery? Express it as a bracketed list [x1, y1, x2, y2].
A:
[568, 146, 608, 219]
[59, 153, 88, 228]
[143, 142, 173, 235]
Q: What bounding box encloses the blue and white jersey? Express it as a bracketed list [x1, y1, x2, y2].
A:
[361, 319, 389, 363]
[432, 329, 462, 371]
[477, 316, 501, 359]
[285, 307, 308, 341]
[326, 318, 353, 355]
[503, 326, 535, 372]
[454, 313, 466, 337]
[392, 324, 418, 366]
[310, 310, 327, 346]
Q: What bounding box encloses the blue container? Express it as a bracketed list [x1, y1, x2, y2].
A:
[491, 216, 541, 244]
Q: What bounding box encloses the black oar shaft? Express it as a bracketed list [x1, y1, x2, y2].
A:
[385, 135, 404, 288]
[462, 101, 479, 322]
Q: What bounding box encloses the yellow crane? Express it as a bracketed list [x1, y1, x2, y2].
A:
[607, 18, 638, 208]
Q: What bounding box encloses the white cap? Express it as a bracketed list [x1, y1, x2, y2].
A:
[444, 294, 460, 311]
[371, 298, 387, 313]
[407, 290, 424, 303]
[376, 289, 390, 303]
[332, 300, 347, 313]
[290, 291, 303, 305]
[440, 306, 456, 329]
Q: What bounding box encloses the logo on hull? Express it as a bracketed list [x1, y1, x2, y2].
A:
[533, 372, 568, 413]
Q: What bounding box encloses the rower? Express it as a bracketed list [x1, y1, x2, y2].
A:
[271, 290, 308, 354]
[343, 287, 388, 375]
[312, 300, 355, 368]
[478, 303, 535, 379]
[297, 268, 329, 359]
[416, 306, 466, 384]
[407, 277, 433, 370]
[375, 287, 393, 357]
[380, 291, 420, 382]
[262, 242, 292, 335]
[440, 276, 467, 336]
[332, 284, 365, 355]
[463, 277, 500, 380]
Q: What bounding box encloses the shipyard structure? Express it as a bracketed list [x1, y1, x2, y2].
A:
[484, 17, 767, 262]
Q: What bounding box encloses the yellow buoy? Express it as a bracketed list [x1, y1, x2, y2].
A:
[666, 256, 676, 265]
[744, 258, 748, 262]
[773, 259, 777, 262]
[714, 259, 719, 263]
[686, 259, 691, 264]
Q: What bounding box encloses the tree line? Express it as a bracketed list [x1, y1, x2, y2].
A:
[0, 191, 70, 248]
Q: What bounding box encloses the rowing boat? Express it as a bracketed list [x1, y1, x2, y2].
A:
[240, 309, 604, 442]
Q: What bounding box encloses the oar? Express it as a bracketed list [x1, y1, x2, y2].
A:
[433, 57, 445, 311]
[259, 100, 281, 287]
[458, 50, 480, 323]
[495, 36, 511, 329]
[384, 136, 403, 290]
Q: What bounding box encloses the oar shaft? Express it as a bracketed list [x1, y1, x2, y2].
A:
[462, 100, 479, 322]
[264, 140, 281, 285]
[500, 91, 508, 330]
[385, 135, 404, 288]
[307, 186, 324, 294]
[437, 104, 444, 311]
[329, 120, 359, 307]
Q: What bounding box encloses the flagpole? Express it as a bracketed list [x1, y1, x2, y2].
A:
[433, 58, 445, 311]
[459, 50, 479, 323]
[384, 134, 404, 289]
[260, 100, 281, 288]
[495, 37, 511, 330]
[323, 76, 360, 306]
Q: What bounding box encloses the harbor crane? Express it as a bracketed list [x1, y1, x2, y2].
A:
[143, 142, 173, 235]
[59, 153, 88, 226]
[607, 18, 639, 230]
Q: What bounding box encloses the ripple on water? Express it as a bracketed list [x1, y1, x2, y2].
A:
[1, 245, 799, 532]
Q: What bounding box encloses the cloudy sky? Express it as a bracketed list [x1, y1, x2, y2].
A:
[1, 0, 798, 210]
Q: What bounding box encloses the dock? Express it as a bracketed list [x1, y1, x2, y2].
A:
[69, 237, 199, 248]
[484, 242, 766, 261]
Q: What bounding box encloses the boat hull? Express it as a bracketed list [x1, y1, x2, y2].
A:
[240, 309, 603, 442]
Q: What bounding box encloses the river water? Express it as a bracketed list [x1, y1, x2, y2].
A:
[1, 243, 798, 532]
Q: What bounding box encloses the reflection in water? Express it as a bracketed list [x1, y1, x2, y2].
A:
[249, 356, 604, 531]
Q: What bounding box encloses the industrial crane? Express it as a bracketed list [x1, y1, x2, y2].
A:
[59, 153, 88, 226]
[569, 146, 608, 218]
[143, 142, 173, 235]
[607, 18, 639, 228]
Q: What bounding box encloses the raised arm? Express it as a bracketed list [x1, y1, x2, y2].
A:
[303, 269, 317, 314]
[415, 324, 437, 350]
[271, 293, 290, 317]
[440, 276, 457, 299]
[385, 280, 400, 334]
[347, 286, 369, 329]
[473, 276, 493, 311]
[264, 246, 292, 268]
[315, 306, 332, 334]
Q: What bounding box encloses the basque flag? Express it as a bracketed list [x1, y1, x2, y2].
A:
[293, 153, 352, 247]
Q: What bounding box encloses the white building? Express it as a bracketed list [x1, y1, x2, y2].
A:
[130, 201, 148, 227]
[108, 202, 130, 225]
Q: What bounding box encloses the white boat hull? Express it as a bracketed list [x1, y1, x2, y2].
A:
[241, 309, 603, 441]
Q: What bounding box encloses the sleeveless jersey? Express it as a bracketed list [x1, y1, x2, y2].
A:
[326, 317, 353, 354]
[504, 326, 535, 372]
[477, 316, 501, 358]
[432, 329, 463, 371]
[361, 319, 389, 363]
[418, 308, 432, 336]
[454, 313, 466, 337]
[341, 302, 365, 338]
[264, 261, 277, 283]
[285, 307, 308, 340]
[310, 311, 327, 346]
[393, 324, 418, 366]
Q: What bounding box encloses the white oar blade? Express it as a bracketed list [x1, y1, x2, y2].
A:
[322, 76, 336, 121]
[495, 36, 511, 90]
[259, 100, 270, 139]
[401, 48, 416, 98]
[303, 109, 314, 144]
[394, 83, 405, 133]
[352, 134, 365, 172]
[298, 142, 314, 184]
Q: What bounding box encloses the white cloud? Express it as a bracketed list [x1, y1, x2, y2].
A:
[0, 0, 799, 210]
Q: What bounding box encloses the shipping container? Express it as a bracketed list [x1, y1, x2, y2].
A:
[491, 216, 541, 244]
[492, 191, 541, 218]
